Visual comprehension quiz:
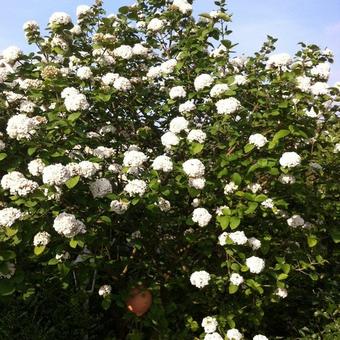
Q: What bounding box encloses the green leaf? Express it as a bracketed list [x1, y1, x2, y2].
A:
[34, 246, 46, 256]
[277, 273, 288, 280]
[307, 235, 318, 248]
[281, 263, 291, 274]
[231, 173, 242, 185]
[245, 202, 258, 214]
[70, 239, 78, 248]
[0, 280, 15, 296]
[190, 142, 204, 155]
[0, 153, 7, 161]
[244, 143, 255, 153]
[48, 258, 59, 265]
[330, 229, 340, 243]
[230, 216, 240, 230]
[229, 284, 239, 294]
[101, 297, 112, 310]
[65, 176, 80, 189]
[118, 5, 129, 14]
[217, 215, 230, 230]
[27, 147, 37, 156]
[268, 129, 290, 149]
[0, 250, 16, 262]
[67, 112, 81, 122]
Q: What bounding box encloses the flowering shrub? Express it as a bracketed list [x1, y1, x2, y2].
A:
[0, 0, 339, 339]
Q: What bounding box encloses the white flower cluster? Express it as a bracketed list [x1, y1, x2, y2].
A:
[246, 256, 265, 274]
[110, 200, 129, 214]
[6, 114, 45, 140]
[194, 74, 214, 91]
[98, 284, 112, 297]
[1, 171, 39, 196]
[279, 152, 301, 168]
[253, 335, 268, 340]
[279, 174, 296, 184]
[226, 328, 243, 340]
[28, 158, 45, 176]
[152, 155, 173, 172]
[266, 53, 292, 69]
[201, 316, 218, 334]
[42, 164, 71, 186]
[310, 62, 330, 80]
[169, 116, 189, 133]
[63, 87, 89, 112]
[169, 86, 186, 99]
[210, 83, 229, 97]
[230, 273, 244, 286]
[124, 179, 147, 197]
[216, 98, 241, 114]
[204, 332, 223, 340]
[192, 208, 212, 227]
[90, 178, 112, 198]
[218, 231, 248, 246]
[248, 133, 268, 148]
[2, 46, 22, 63]
[0, 207, 22, 227]
[76, 5, 91, 18]
[261, 198, 274, 209]
[33, 231, 51, 246]
[182, 159, 205, 177]
[190, 270, 211, 288]
[76, 66, 93, 80]
[287, 214, 304, 227]
[224, 181, 238, 194]
[114, 45, 133, 59]
[147, 18, 165, 32]
[49, 12, 71, 26]
[275, 287, 288, 298]
[187, 129, 206, 143]
[114, 76, 131, 91]
[172, 0, 192, 14]
[123, 150, 148, 167]
[53, 212, 86, 238]
[161, 131, 180, 149]
[158, 197, 171, 212]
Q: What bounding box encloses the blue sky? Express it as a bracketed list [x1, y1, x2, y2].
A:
[0, 0, 339, 83]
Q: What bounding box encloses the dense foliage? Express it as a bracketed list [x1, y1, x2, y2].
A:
[0, 0, 339, 339]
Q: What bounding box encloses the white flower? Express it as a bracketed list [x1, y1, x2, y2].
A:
[2, 46, 22, 63]
[218, 232, 228, 246]
[53, 212, 86, 238]
[76, 5, 91, 18]
[249, 133, 268, 148]
[161, 131, 180, 148]
[230, 273, 244, 286]
[229, 231, 248, 245]
[224, 181, 238, 194]
[78, 161, 100, 178]
[210, 45, 227, 57]
[152, 155, 173, 172]
[172, 0, 192, 14]
[275, 287, 288, 298]
[190, 270, 211, 288]
[248, 237, 261, 250]
[160, 59, 177, 74]
[169, 116, 189, 133]
[89, 178, 112, 198]
[188, 177, 206, 190]
[201, 316, 218, 334]
[110, 200, 129, 214]
[98, 284, 112, 297]
[147, 18, 164, 32]
[42, 164, 71, 186]
[246, 256, 265, 274]
[333, 143, 340, 153]
[296, 76, 311, 92]
[114, 45, 133, 59]
[311, 63, 330, 80]
[310, 82, 328, 96]
[226, 328, 243, 340]
[23, 20, 39, 32]
[33, 231, 51, 246]
[0, 140, 5, 150]
[192, 198, 200, 207]
[6, 114, 41, 140]
[204, 332, 223, 340]
[158, 197, 171, 212]
[287, 214, 305, 227]
[124, 179, 147, 197]
[91, 146, 115, 159]
[233, 75, 247, 85]
[192, 208, 212, 227]
[123, 150, 148, 167]
[1, 171, 39, 196]
[304, 107, 318, 118]
[194, 74, 214, 91]
[278, 174, 295, 185]
[0, 207, 22, 227]
[147, 65, 162, 79]
[253, 335, 268, 340]
[132, 43, 149, 56]
[19, 100, 36, 113]
[179, 100, 196, 113]
[216, 98, 241, 114]
[169, 86, 186, 99]
[210, 83, 230, 97]
[64, 93, 89, 112]
[266, 53, 292, 69]
[187, 129, 206, 143]
[183, 159, 205, 177]
[61, 87, 79, 98]
[247, 183, 262, 193]
[102, 73, 119, 85]
[49, 12, 72, 26]
[279, 152, 301, 168]
[76, 66, 92, 80]
[113, 76, 132, 91]
[261, 198, 274, 209]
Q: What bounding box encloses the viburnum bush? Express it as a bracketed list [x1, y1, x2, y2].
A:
[0, 0, 339, 339]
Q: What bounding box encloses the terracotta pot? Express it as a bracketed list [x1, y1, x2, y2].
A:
[126, 287, 152, 316]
